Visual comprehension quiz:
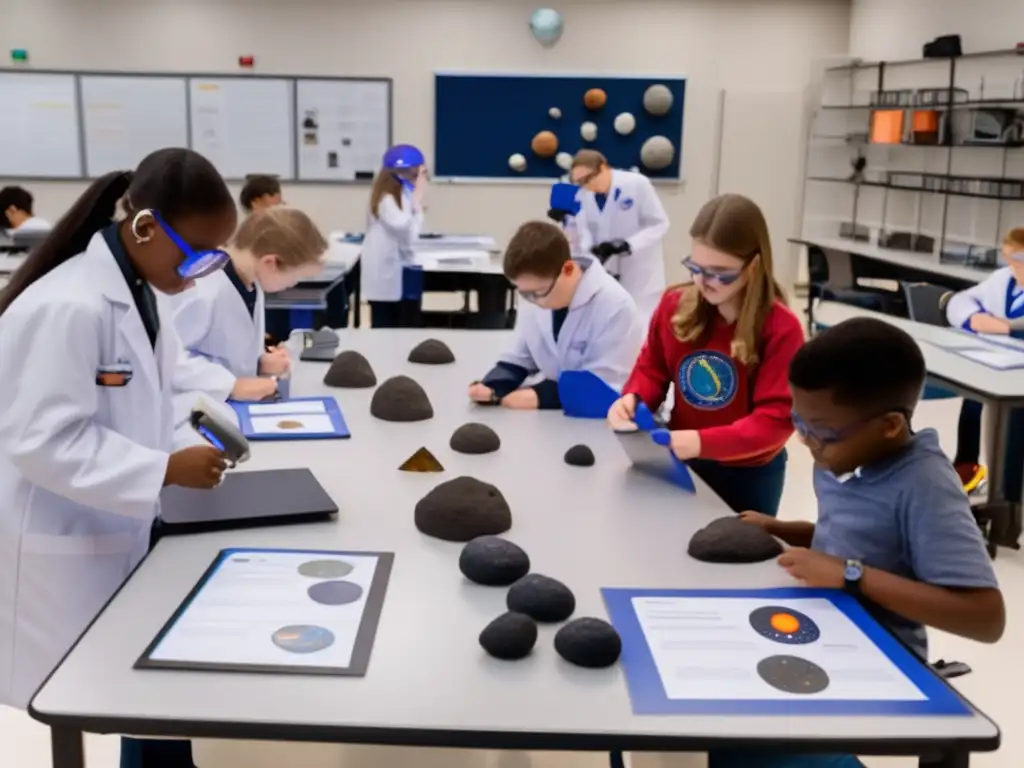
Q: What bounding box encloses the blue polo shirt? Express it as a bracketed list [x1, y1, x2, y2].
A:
[812, 428, 998, 659]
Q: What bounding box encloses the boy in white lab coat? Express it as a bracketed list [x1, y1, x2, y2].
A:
[570, 150, 669, 321]
[0, 185, 50, 233]
[468, 220, 644, 410]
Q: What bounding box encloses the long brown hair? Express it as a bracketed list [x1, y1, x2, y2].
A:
[369, 168, 403, 218]
[671, 193, 786, 366]
[233, 207, 328, 268]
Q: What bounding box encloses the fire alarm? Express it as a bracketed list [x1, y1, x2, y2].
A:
[238, 55, 255, 68]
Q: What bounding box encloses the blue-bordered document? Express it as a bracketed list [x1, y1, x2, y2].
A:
[230, 396, 350, 440]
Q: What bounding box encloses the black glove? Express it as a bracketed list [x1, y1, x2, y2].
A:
[547, 208, 568, 225]
[590, 239, 631, 262]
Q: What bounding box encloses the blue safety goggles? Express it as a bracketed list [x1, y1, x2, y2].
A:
[154, 212, 230, 280]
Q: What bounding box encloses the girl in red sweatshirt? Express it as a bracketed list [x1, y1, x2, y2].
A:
[608, 193, 803, 516]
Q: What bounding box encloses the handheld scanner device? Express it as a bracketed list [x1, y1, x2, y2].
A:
[190, 405, 251, 467]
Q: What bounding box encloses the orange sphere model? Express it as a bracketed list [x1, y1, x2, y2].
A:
[584, 88, 607, 110]
[531, 130, 559, 158]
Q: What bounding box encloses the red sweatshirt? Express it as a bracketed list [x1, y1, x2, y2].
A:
[622, 289, 803, 467]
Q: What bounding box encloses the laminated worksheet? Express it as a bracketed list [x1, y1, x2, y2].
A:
[230, 396, 350, 440]
[602, 587, 969, 716]
[139, 548, 393, 676]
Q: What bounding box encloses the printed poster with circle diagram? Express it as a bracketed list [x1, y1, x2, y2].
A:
[137, 549, 394, 676]
[602, 587, 970, 716]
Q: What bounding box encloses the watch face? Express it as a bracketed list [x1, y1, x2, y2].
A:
[844, 561, 862, 581]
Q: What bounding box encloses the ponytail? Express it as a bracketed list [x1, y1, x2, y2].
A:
[0, 170, 132, 316]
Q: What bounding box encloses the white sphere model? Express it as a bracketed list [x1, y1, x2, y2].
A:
[529, 8, 564, 46]
[508, 153, 527, 172]
[640, 136, 675, 170]
[548, 107, 562, 119]
[613, 112, 636, 135]
[555, 151, 573, 171]
[643, 84, 674, 116]
[580, 121, 598, 141]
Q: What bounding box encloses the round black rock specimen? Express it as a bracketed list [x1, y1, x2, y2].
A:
[506, 573, 575, 623]
[479, 612, 538, 660]
[408, 338, 456, 364]
[687, 515, 783, 564]
[554, 617, 622, 668]
[459, 536, 530, 586]
[370, 375, 434, 422]
[564, 444, 595, 467]
[450, 422, 501, 455]
[414, 476, 512, 542]
[323, 350, 377, 388]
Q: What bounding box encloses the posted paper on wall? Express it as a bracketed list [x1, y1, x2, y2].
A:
[602, 588, 969, 716]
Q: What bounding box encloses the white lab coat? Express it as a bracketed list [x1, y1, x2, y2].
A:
[946, 267, 1024, 327]
[499, 256, 644, 392]
[11, 216, 51, 233]
[0, 232, 174, 708]
[575, 169, 669, 321]
[360, 192, 424, 302]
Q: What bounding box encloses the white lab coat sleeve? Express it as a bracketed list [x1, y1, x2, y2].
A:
[626, 179, 669, 254]
[377, 195, 420, 250]
[497, 317, 540, 374]
[946, 269, 1010, 328]
[581, 303, 645, 392]
[576, 204, 595, 254]
[171, 291, 237, 400]
[0, 301, 169, 519]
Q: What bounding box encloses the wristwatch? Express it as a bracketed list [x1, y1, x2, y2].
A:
[844, 559, 864, 596]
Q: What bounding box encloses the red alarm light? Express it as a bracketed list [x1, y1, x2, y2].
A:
[238, 55, 255, 68]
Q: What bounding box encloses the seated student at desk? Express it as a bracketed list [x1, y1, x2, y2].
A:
[607, 194, 802, 517]
[239, 174, 284, 213]
[731, 318, 1004, 768]
[0, 149, 236, 768]
[468, 220, 643, 409]
[172, 206, 328, 405]
[945, 226, 1024, 500]
[0, 185, 50, 232]
[362, 144, 427, 328]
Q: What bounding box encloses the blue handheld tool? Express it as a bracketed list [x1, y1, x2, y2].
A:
[558, 370, 619, 419]
[614, 403, 695, 492]
[190, 404, 251, 468]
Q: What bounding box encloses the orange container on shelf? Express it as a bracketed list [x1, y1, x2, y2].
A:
[870, 110, 904, 144]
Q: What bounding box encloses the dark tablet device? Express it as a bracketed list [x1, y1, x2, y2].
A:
[159, 468, 338, 535]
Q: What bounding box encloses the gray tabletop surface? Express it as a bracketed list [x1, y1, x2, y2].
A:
[30, 330, 998, 749]
[817, 301, 1024, 402]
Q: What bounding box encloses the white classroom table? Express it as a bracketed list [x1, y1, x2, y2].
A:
[816, 300, 1024, 551]
[28, 331, 998, 768]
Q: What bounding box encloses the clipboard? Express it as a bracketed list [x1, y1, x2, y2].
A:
[615, 403, 695, 492]
[230, 396, 350, 440]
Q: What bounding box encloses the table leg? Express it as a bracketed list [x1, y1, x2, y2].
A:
[50, 726, 86, 768]
[919, 750, 969, 767]
[976, 401, 1022, 550]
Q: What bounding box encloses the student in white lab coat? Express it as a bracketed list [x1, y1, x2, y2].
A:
[468, 220, 643, 409]
[0, 185, 51, 232]
[945, 226, 1024, 502]
[0, 148, 238, 768]
[570, 150, 670, 321]
[361, 144, 427, 328]
[172, 206, 328, 408]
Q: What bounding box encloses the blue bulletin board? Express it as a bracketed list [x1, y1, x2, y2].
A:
[433, 72, 686, 180]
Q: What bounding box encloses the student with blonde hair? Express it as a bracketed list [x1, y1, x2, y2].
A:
[172, 206, 328, 407]
[607, 193, 803, 516]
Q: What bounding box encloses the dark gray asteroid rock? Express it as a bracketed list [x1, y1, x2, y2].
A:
[370, 375, 434, 422]
[506, 574, 575, 623]
[554, 617, 622, 668]
[323, 350, 377, 388]
[459, 536, 530, 586]
[687, 515, 783, 564]
[450, 422, 501, 455]
[564, 444, 595, 467]
[408, 338, 456, 364]
[414, 476, 512, 542]
[479, 611, 538, 660]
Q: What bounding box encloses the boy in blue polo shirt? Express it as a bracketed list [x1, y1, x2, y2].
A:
[727, 317, 1004, 768]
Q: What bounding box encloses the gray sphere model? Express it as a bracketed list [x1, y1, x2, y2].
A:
[554, 617, 622, 668]
[506, 573, 576, 623]
[640, 136, 676, 171]
[459, 536, 530, 586]
[643, 84, 674, 116]
[479, 612, 538, 660]
[613, 112, 636, 135]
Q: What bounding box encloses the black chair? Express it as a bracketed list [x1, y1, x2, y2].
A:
[902, 281, 952, 327]
[807, 246, 896, 331]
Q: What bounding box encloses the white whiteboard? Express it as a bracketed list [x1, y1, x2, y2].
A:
[189, 78, 294, 180]
[296, 79, 389, 181]
[0, 72, 81, 178]
[82, 75, 188, 177]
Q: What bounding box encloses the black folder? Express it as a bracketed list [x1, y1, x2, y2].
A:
[159, 468, 338, 535]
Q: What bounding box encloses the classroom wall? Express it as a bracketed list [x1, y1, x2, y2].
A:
[0, 0, 850, 286]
